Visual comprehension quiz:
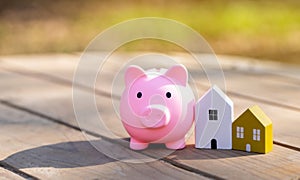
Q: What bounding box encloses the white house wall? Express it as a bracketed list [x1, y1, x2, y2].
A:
[195, 86, 233, 149]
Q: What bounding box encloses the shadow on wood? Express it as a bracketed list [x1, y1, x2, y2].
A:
[3, 140, 115, 169]
[3, 139, 259, 169]
[169, 144, 259, 161]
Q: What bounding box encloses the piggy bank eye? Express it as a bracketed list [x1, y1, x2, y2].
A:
[166, 92, 171, 98]
[137, 92, 142, 98]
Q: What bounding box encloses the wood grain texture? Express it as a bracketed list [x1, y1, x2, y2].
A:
[0, 104, 204, 179]
[170, 146, 300, 179]
[0, 55, 300, 147]
[0, 53, 300, 179]
[0, 167, 24, 180]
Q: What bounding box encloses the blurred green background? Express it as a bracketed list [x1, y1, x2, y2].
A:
[0, 0, 299, 64]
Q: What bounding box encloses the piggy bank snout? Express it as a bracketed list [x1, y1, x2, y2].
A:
[140, 105, 170, 128]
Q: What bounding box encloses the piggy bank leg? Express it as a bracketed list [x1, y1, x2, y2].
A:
[130, 138, 148, 150]
[166, 138, 185, 150]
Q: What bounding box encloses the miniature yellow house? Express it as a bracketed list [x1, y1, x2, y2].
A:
[232, 105, 273, 153]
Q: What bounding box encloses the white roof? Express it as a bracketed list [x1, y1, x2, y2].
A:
[197, 85, 233, 106]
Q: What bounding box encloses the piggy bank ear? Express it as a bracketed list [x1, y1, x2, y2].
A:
[125, 65, 145, 87]
[165, 64, 188, 86]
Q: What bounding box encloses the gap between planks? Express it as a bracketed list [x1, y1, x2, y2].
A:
[2, 67, 300, 113]
[0, 160, 39, 180]
[0, 99, 225, 180]
[1, 62, 299, 178]
[1, 66, 300, 151]
[1, 67, 300, 151]
[1, 99, 299, 180]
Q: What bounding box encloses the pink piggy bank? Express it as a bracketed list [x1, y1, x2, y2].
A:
[120, 64, 195, 150]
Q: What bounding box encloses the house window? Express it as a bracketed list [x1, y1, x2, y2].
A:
[209, 109, 218, 120]
[253, 129, 260, 141]
[236, 126, 244, 138]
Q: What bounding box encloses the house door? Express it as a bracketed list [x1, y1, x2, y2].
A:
[211, 139, 217, 149]
[246, 144, 251, 152]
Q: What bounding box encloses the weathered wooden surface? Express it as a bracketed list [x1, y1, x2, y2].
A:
[1, 53, 299, 146]
[0, 167, 24, 180]
[172, 146, 300, 179]
[0, 53, 299, 179]
[0, 101, 203, 179]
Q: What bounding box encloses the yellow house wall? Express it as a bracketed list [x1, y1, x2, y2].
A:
[232, 110, 267, 153]
[265, 124, 273, 153]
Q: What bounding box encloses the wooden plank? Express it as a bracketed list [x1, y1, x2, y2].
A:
[169, 146, 300, 179]
[139, 99, 300, 178]
[0, 167, 24, 180]
[1, 53, 300, 178]
[215, 55, 300, 81]
[0, 54, 77, 80]
[0, 104, 204, 179]
[209, 71, 300, 109]
[0, 67, 294, 148]
[0, 55, 300, 146]
[1, 66, 299, 148]
[1, 53, 300, 108]
[0, 69, 127, 138]
[2, 99, 299, 179]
